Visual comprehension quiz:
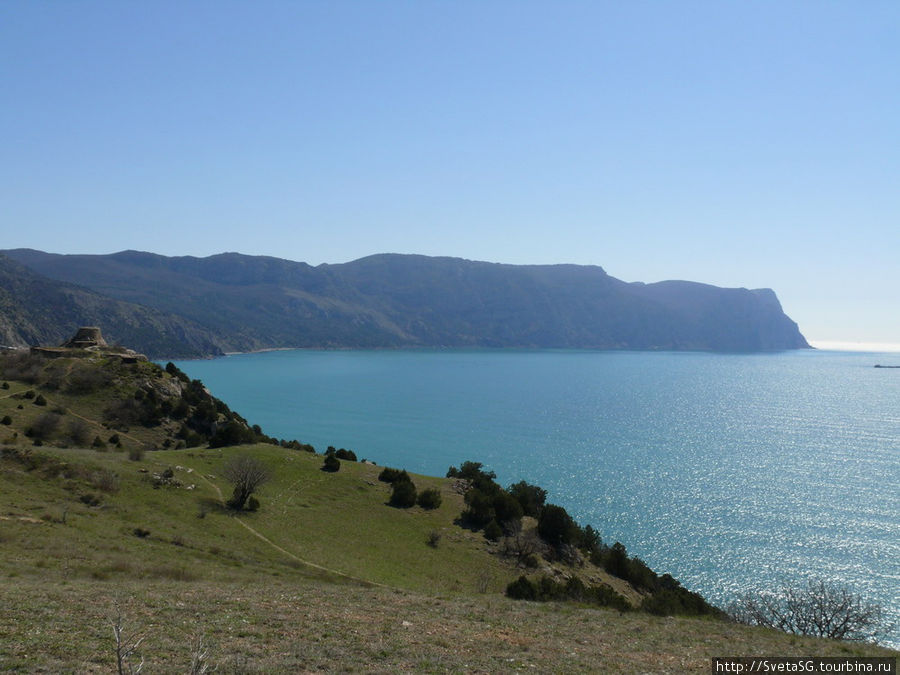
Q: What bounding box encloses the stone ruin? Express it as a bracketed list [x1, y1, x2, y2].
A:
[29, 326, 147, 363]
[61, 326, 108, 349]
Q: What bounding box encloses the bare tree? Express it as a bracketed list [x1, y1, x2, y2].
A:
[189, 634, 215, 674]
[222, 454, 271, 510]
[110, 601, 145, 674]
[500, 521, 544, 568]
[729, 579, 888, 643]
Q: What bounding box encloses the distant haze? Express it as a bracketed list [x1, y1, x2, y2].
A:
[1, 3, 897, 344]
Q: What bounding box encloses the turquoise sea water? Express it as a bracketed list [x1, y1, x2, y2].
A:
[169, 349, 900, 646]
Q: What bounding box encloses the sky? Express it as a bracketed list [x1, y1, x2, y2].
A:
[1, 1, 898, 346]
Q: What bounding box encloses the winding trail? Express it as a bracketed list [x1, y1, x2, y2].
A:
[189, 464, 394, 591]
[3, 379, 393, 592]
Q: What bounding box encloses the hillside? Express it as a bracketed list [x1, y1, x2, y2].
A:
[0, 254, 225, 358]
[3, 249, 810, 356]
[1, 350, 893, 672]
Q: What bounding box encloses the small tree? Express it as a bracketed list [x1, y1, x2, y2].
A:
[222, 454, 271, 510]
[323, 454, 340, 472]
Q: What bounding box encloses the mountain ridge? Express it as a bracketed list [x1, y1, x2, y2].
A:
[2, 248, 809, 356]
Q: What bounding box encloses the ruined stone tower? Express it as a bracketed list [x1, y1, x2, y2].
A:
[61, 326, 108, 349]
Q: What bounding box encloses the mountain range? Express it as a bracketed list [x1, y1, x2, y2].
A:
[0, 249, 810, 357]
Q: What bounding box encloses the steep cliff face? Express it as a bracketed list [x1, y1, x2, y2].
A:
[2, 249, 810, 354]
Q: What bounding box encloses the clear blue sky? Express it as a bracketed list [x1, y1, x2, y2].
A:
[2, 1, 897, 345]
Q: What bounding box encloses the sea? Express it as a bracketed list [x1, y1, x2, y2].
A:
[167, 348, 900, 647]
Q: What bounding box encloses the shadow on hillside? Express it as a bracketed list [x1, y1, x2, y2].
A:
[197, 496, 228, 517]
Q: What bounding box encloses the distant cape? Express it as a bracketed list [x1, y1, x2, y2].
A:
[1, 249, 810, 357]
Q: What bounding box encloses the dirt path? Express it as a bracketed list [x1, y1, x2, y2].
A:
[188, 465, 393, 590]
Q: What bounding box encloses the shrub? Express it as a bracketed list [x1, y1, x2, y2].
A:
[599, 542, 630, 579]
[33, 394, 47, 406]
[246, 496, 260, 512]
[378, 467, 409, 484]
[133, 528, 151, 538]
[484, 519, 503, 542]
[90, 468, 120, 493]
[1, 416, 11, 425]
[537, 503, 578, 548]
[417, 487, 442, 510]
[505, 574, 631, 610]
[1, 382, 8, 389]
[30, 412, 62, 441]
[508, 480, 547, 518]
[79, 493, 101, 507]
[461, 488, 495, 528]
[729, 579, 886, 641]
[492, 491, 524, 526]
[128, 446, 145, 462]
[389, 478, 417, 508]
[92, 435, 108, 450]
[506, 575, 538, 601]
[322, 454, 341, 472]
[66, 418, 92, 447]
[23, 390, 35, 399]
[334, 448, 357, 461]
[427, 530, 441, 548]
[209, 420, 256, 448]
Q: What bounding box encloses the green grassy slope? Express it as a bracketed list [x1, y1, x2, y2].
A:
[0, 356, 894, 672]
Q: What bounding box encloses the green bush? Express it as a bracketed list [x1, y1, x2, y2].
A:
[33, 394, 47, 406]
[246, 496, 260, 512]
[506, 575, 538, 601]
[23, 390, 35, 399]
[461, 489, 494, 527]
[508, 480, 547, 518]
[30, 412, 62, 441]
[505, 574, 631, 611]
[417, 487, 442, 510]
[378, 467, 409, 484]
[484, 520, 503, 541]
[209, 420, 256, 448]
[389, 478, 417, 508]
[1, 416, 11, 425]
[323, 454, 340, 472]
[91, 436, 107, 450]
[334, 448, 357, 461]
[537, 503, 578, 548]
